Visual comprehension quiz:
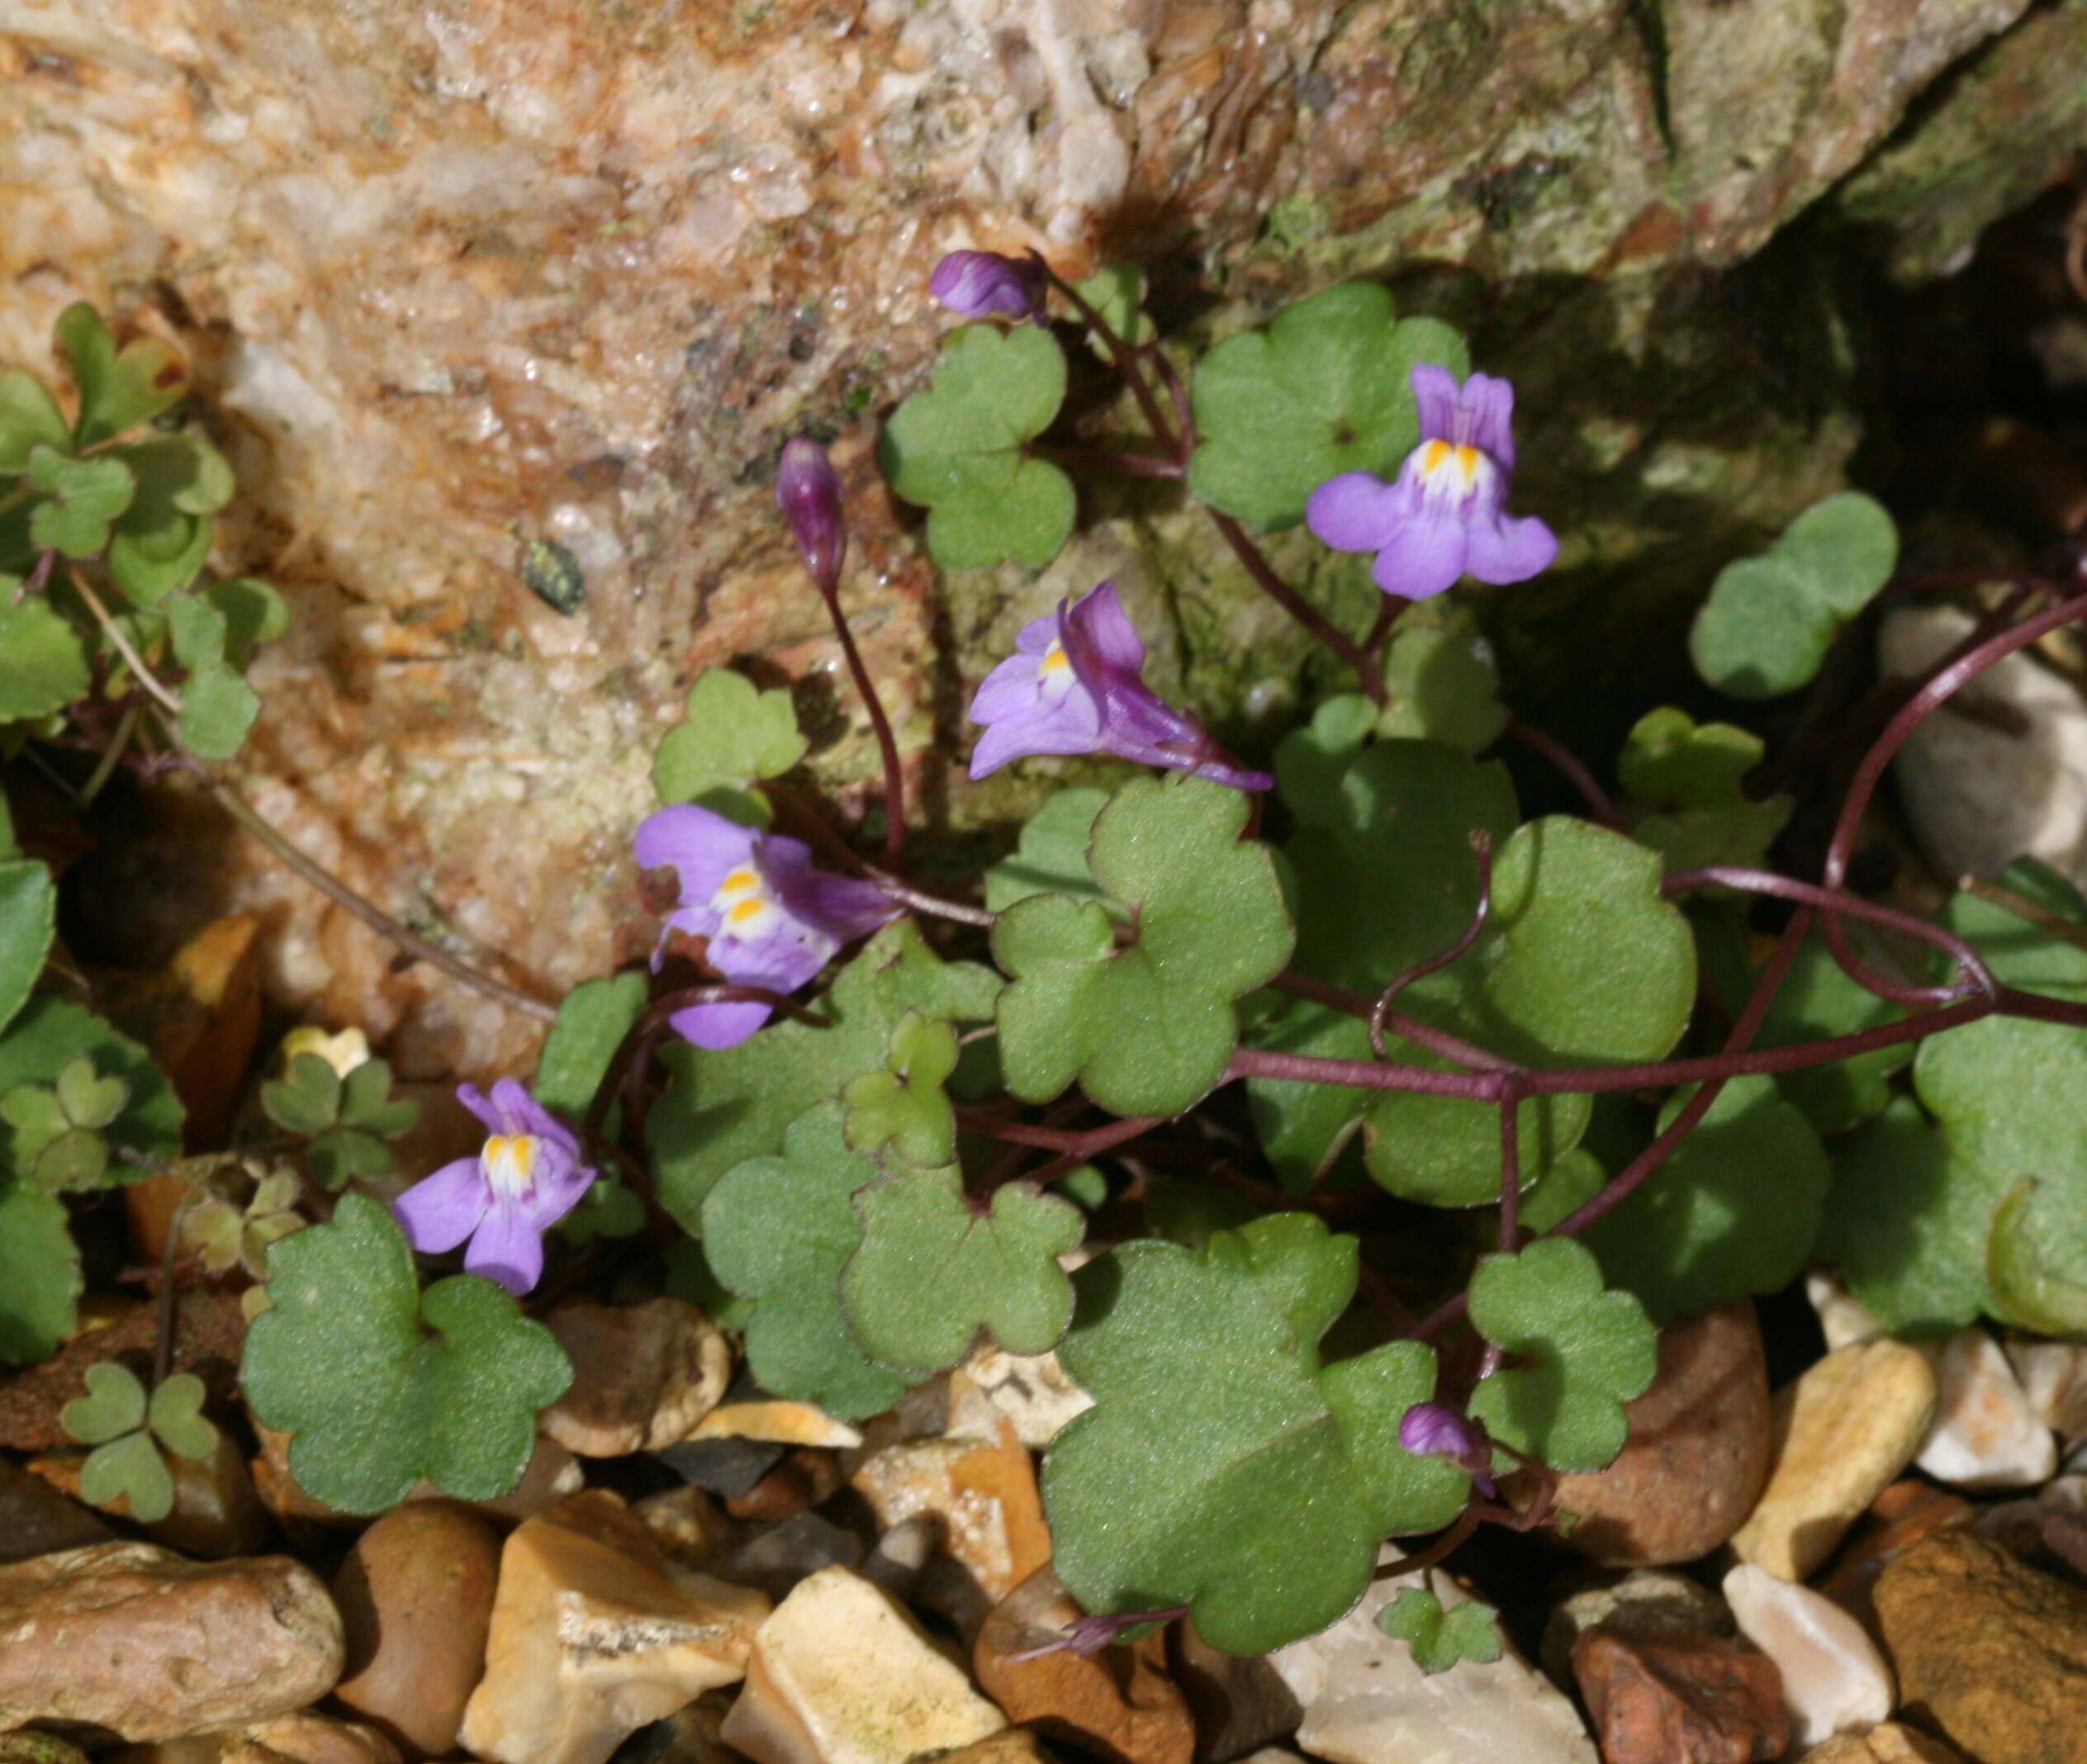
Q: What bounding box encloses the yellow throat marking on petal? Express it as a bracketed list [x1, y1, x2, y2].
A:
[482, 1134, 539, 1197]
[728, 896, 771, 925]
[1421, 440, 1480, 486]
[1422, 439, 1451, 475]
[1039, 641, 1071, 676]
[719, 867, 761, 896]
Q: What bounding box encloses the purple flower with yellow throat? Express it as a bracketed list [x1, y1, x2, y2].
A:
[1307, 365, 1556, 600]
[634, 804, 899, 1051]
[391, 1080, 595, 1296]
[968, 581, 1272, 791]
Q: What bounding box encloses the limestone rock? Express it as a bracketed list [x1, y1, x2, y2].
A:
[1267, 1560, 1596, 1764]
[1730, 1340, 1938, 1581]
[1723, 1565, 1895, 1747]
[331, 1499, 502, 1761]
[1874, 1530, 2087, 1764]
[458, 1490, 770, 1764]
[0, 1542, 344, 1741]
[848, 1378, 1051, 1605]
[542, 1297, 732, 1458]
[1551, 1302, 1772, 1566]
[1569, 1625, 1787, 1764]
[0, 1458, 111, 1565]
[719, 1564, 1008, 1764]
[940, 1735, 1062, 1764]
[0, 1733, 92, 1764]
[1914, 1329, 2056, 1490]
[1798, 1724, 1966, 1763]
[975, 1565, 1195, 1764]
[960, 1345, 1094, 1449]
[1539, 1570, 1735, 1690]
[1168, 1620, 1305, 1764]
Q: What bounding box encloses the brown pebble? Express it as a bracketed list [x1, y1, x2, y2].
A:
[1572, 1625, 1788, 1763]
[725, 1449, 842, 1523]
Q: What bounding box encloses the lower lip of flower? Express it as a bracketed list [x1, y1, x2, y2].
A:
[482, 1133, 539, 1202]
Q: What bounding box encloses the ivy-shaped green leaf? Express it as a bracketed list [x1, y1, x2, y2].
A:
[0, 854, 56, 1036]
[26, 446, 135, 557]
[1272, 695, 1380, 830]
[0, 368, 70, 472]
[0, 998, 182, 1178]
[842, 1164, 1083, 1369]
[984, 787, 1113, 916]
[557, 1177, 647, 1244]
[700, 1102, 915, 1419]
[1376, 610, 1508, 755]
[0, 1171, 81, 1363]
[842, 1011, 959, 1167]
[55, 302, 188, 448]
[651, 918, 1003, 1228]
[1986, 1178, 2087, 1336]
[533, 971, 647, 1131]
[994, 777, 1293, 1117]
[1187, 282, 1468, 533]
[166, 591, 260, 760]
[652, 668, 809, 826]
[1073, 263, 1155, 353]
[1582, 1077, 1829, 1325]
[1046, 1214, 1470, 1656]
[0, 594, 91, 721]
[202, 577, 289, 667]
[1618, 707, 1791, 875]
[107, 432, 232, 605]
[878, 322, 1074, 571]
[1689, 492, 1898, 700]
[1466, 1237, 1657, 1472]
[1378, 1586, 1505, 1675]
[243, 1192, 572, 1514]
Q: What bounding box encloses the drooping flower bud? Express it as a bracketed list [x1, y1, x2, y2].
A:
[927, 249, 1049, 322]
[1397, 1401, 1498, 1497]
[776, 436, 847, 594]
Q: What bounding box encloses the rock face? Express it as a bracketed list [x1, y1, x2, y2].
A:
[0, 1542, 344, 1741]
[4, 2, 2082, 1072]
[1876, 1529, 2087, 1764]
[1550, 1301, 1771, 1566]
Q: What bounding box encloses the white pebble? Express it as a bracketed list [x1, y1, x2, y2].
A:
[1723, 1564, 1894, 1747]
[1916, 1330, 2057, 1490]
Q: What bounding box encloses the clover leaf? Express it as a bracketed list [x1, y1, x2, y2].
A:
[0, 1172, 81, 1363]
[700, 1102, 914, 1418]
[1378, 1586, 1505, 1675]
[0, 998, 182, 1178]
[1, 1053, 135, 1192]
[147, 1372, 220, 1461]
[1690, 492, 1897, 700]
[984, 786, 1114, 916]
[55, 302, 189, 448]
[842, 1164, 1083, 1369]
[1619, 707, 1791, 874]
[1187, 282, 1468, 532]
[185, 1169, 306, 1281]
[994, 777, 1293, 1117]
[0, 367, 71, 472]
[1046, 1214, 1470, 1656]
[261, 1050, 342, 1136]
[1582, 1076, 1829, 1324]
[842, 1011, 960, 1167]
[878, 322, 1074, 570]
[1466, 1237, 1657, 1472]
[80, 1433, 175, 1523]
[0, 853, 55, 1036]
[652, 668, 809, 827]
[244, 1192, 572, 1513]
[26, 446, 135, 557]
[0, 594, 90, 720]
[62, 1365, 217, 1525]
[651, 918, 1003, 1227]
[533, 971, 647, 1131]
[61, 1360, 148, 1444]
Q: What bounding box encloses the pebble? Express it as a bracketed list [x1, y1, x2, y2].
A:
[1267, 1560, 1597, 1764]
[961, 1344, 1095, 1448]
[1570, 1625, 1787, 1764]
[0, 1292, 247, 1453]
[686, 1398, 863, 1449]
[221, 1714, 404, 1764]
[2004, 1335, 2087, 1439]
[716, 1510, 866, 1600]
[727, 1449, 843, 1523]
[0, 1541, 344, 1741]
[849, 1379, 1051, 1603]
[1723, 1564, 1894, 1747]
[542, 1297, 732, 1457]
[1168, 1621, 1304, 1764]
[458, 1490, 770, 1764]
[1539, 1570, 1735, 1689]
[1798, 1726, 1966, 1762]
[27, 1434, 268, 1559]
[1974, 1474, 2087, 1565]
[720, 1564, 1008, 1764]
[0, 1457, 111, 1564]
[657, 1436, 788, 1500]
[614, 1691, 740, 1764]
[330, 1499, 502, 1760]
[861, 1516, 938, 1604]
[1805, 1273, 1883, 1352]
[1551, 1302, 1772, 1566]
[1914, 1330, 2056, 1489]
[633, 1484, 739, 1566]
[1819, 1481, 1973, 1630]
[974, 1564, 1195, 1764]
[1876, 1529, 2087, 1764]
[1729, 1339, 1938, 1581]
[940, 1736, 1063, 1764]
[251, 1423, 582, 1529]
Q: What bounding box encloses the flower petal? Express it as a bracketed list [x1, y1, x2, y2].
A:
[1307, 472, 1406, 553]
[667, 997, 775, 1050]
[463, 1201, 545, 1295]
[1372, 504, 1469, 600]
[1065, 581, 1145, 678]
[1459, 372, 1518, 473]
[1465, 511, 1558, 586]
[518, 1139, 595, 1233]
[633, 805, 759, 904]
[392, 1157, 490, 1254]
[453, 1083, 508, 1138]
[1410, 363, 1462, 446]
[484, 1078, 538, 1136]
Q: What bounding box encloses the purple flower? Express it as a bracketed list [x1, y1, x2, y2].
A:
[391, 1080, 595, 1296]
[1398, 1401, 1497, 1497]
[776, 437, 847, 594]
[1307, 365, 1557, 601]
[928, 249, 1049, 321]
[968, 581, 1273, 791]
[634, 804, 899, 1050]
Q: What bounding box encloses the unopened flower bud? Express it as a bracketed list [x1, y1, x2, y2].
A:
[776, 436, 847, 593]
[927, 249, 1048, 321]
[1397, 1401, 1497, 1496]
